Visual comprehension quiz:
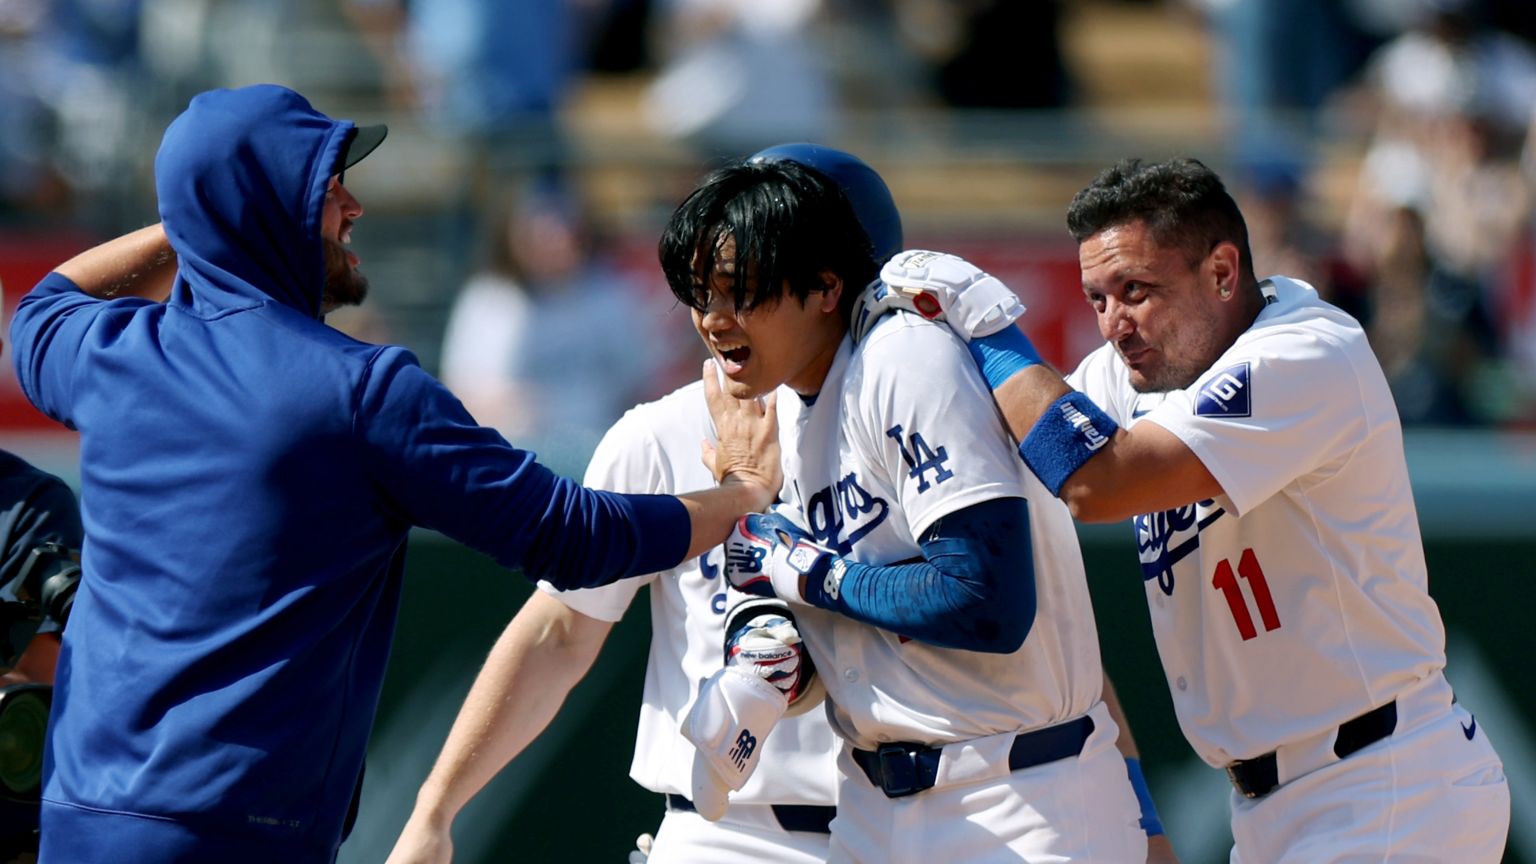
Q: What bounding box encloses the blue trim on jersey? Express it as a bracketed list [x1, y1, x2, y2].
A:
[1124, 757, 1166, 837]
[1019, 392, 1119, 495]
[966, 326, 1042, 390]
[804, 497, 1036, 653]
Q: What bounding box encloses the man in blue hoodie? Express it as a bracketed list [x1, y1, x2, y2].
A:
[6, 84, 779, 863]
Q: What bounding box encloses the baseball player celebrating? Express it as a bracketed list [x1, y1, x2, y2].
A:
[660, 146, 1154, 863]
[858, 158, 1512, 861]
[386, 374, 839, 864]
[387, 141, 922, 864]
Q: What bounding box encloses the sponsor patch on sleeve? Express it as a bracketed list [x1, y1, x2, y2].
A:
[1195, 362, 1251, 417]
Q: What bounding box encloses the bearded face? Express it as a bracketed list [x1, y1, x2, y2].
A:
[320, 237, 368, 314]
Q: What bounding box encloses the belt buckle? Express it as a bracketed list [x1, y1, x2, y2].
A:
[873, 743, 921, 798]
[1225, 760, 1263, 799]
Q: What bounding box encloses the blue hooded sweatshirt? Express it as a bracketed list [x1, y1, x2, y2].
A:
[8, 85, 687, 862]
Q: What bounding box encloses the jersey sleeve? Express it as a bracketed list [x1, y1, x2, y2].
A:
[853, 320, 1026, 540]
[537, 404, 674, 623]
[1141, 326, 1372, 518]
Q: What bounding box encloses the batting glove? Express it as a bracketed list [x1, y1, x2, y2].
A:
[723, 597, 824, 715]
[724, 512, 842, 605]
[850, 249, 1026, 343]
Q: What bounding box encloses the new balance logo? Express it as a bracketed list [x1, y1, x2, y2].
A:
[726, 543, 766, 574]
[1059, 402, 1109, 451]
[824, 558, 847, 601]
[729, 729, 758, 770]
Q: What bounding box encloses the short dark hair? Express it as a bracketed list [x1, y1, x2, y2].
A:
[659, 159, 879, 315]
[1066, 158, 1256, 282]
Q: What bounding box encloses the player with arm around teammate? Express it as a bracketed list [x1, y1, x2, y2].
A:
[663, 146, 1156, 864]
[859, 157, 1511, 862]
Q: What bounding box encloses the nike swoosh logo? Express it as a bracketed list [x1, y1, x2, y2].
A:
[1462, 717, 1477, 740]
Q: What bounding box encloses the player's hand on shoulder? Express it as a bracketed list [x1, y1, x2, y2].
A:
[850, 249, 1026, 343]
[724, 510, 838, 604]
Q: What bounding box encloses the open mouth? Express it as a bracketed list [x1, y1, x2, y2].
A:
[717, 345, 751, 374]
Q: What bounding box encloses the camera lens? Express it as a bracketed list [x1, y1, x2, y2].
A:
[0, 686, 51, 796]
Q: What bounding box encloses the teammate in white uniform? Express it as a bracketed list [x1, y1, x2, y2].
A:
[386, 143, 930, 864]
[384, 377, 840, 864]
[861, 157, 1511, 862]
[660, 148, 1150, 863]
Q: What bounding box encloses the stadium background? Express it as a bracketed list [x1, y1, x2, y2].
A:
[1, 1, 1533, 860]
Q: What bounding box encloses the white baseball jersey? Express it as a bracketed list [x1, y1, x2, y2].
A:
[1067, 276, 1448, 766]
[778, 312, 1104, 750]
[538, 380, 841, 805]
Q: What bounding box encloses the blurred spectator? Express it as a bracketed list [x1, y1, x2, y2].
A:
[0, 0, 145, 221]
[438, 181, 672, 468]
[342, 0, 576, 177]
[642, 0, 838, 159]
[1186, 0, 1383, 171]
[893, 0, 1072, 110]
[1340, 0, 1536, 424]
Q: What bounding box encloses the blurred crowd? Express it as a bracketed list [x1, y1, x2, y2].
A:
[3, 0, 1535, 441]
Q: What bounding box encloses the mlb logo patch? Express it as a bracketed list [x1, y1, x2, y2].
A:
[1196, 362, 1251, 417]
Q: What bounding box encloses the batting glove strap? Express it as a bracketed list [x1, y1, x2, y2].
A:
[876, 250, 1027, 341]
[1019, 391, 1119, 496]
[725, 513, 836, 604]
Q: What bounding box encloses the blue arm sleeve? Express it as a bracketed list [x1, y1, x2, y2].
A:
[966, 325, 1043, 389]
[807, 496, 1036, 653]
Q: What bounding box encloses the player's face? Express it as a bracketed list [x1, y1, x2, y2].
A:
[320, 176, 368, 312]
[1080, 220, 1231, 392]
[691, 235, 845, 400]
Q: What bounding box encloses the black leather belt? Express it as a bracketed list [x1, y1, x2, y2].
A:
[851, 714, 1095, 800]
[1225, 699, 1398, 799]
[665, 793, 835, 834]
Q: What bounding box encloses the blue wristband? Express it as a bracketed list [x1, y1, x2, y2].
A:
[966, 326, 1042, 390]
[1124, 757, 1165, 837]
[1018, 391, 1119, 495]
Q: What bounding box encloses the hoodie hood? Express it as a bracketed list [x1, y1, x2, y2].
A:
[156, 85, 356, 319]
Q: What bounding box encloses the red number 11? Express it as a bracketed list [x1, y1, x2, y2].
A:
[1212, 549, 1280, 641]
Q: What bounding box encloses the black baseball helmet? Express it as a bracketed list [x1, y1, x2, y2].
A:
[748, 143, 903, 264]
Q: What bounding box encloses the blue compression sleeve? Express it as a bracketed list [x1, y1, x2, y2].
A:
[966, 326, 1043, 390]
[803, 497, 1036, 653]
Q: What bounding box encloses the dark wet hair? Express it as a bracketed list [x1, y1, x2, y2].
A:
[659, 159, 880, 315]
[1066, 157, 1257, 283]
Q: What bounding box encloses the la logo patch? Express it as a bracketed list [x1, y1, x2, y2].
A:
[1196, 362, 1251, 418]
